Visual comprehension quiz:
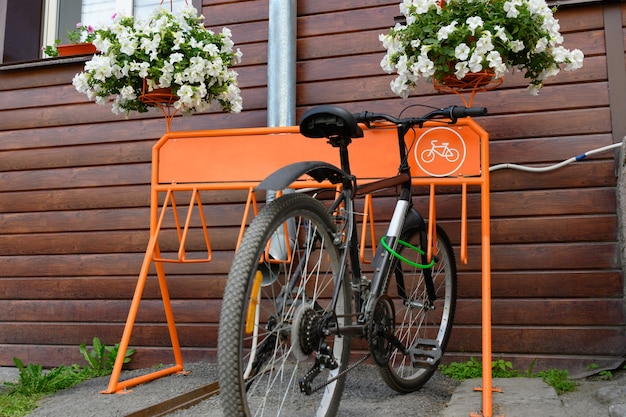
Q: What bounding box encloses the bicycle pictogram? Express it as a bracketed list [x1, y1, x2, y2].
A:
[412, 126, 473, 178]
[420, 140, 461, 163]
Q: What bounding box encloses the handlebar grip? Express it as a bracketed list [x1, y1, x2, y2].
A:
[451, 106, 488, 118]
[353, 111, 371, 124]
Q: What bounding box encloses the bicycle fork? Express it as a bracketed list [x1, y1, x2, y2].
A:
[364, 193, 443, 368]
[365, 197, 410, 315]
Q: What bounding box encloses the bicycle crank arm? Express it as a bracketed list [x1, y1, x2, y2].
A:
[326, 323, 367, 337]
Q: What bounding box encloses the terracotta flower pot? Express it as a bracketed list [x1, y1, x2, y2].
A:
[57, 43, 97, 57]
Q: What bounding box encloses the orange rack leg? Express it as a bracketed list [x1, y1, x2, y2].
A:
[102, 236, 185, 394]
[468, 139, 501, 417]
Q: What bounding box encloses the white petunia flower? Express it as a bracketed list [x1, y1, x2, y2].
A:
[437, 21, 458, 40]
[510, 40, 525, 53]
[466, 16, 483, 35]
[565, 49, 584, 70]
[468, 52, 484, 73]
[455, 43, 470, 61]
[390, 75, 410, 98]
[475, 33, 494, 55]
[504, 0, 521, 18]
[454, 61, 470, 79]
[534, 37, 548, 53]
[414, 53, 435, 77]
[493, 25, 508, 43]
[380, 54, 395, 73]
[551, 46, 569, 63]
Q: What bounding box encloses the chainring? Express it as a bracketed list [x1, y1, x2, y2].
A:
[368, 295, 396, 367]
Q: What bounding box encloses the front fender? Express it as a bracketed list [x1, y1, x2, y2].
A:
[256, 161, 349, 191]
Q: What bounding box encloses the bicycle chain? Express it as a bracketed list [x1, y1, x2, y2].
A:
[306, 354, 371, 394]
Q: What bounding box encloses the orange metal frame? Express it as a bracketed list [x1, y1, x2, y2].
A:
[104, 120, 497, 416]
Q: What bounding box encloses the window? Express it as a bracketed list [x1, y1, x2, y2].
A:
[44, 0, 191, 47]
[1, 0, 45, 63]
[0, 0, 199, 64]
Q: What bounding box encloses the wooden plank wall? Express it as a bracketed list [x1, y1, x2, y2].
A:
[0, 0, 623, 377]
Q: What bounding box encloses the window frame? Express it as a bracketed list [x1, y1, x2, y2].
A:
[0, 0, 202, 65]
[43, 0, 200, 53]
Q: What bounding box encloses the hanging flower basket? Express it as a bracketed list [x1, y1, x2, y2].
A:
[57, 42, 97, 57]
[380, 0, 584, 98]
[72, 6, 242, 119]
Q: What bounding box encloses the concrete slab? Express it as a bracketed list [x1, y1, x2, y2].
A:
[443, 378, 566, 417]
[0, 366, 19, 384]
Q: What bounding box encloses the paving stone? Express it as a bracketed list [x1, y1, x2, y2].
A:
[609, 403, 626, 417]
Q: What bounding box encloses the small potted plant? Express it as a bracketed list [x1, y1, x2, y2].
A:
[43, 23, 97, 57]
[72, 5, 242, 118]
[379, 0, 584, 97]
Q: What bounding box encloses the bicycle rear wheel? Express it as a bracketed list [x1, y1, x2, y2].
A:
[379, 223, 457, 392]
[218, 192, 352, 417]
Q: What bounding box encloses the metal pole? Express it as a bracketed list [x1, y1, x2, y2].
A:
[267, 0, 297, 127]
[266, 0, 297, 207]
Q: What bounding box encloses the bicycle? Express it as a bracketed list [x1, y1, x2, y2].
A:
[217, 103, 488, 416]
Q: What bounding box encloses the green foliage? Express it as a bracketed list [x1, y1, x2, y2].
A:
[585, 363, 614, 380]
[439, 357, 577, 395]
[4, 359, 86, 396]
[42, 40, 60, 58]
[0, 338, 135, 417]
[0, 391, 40, 417]
[439, 357, 521, 380]
[534, 369, 578, 394]
[491, 358, 522, 378]
[440, 357, 483, 380]
[80, 337, 135, 377]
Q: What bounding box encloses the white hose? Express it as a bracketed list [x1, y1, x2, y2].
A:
[489, 142, 623, 173]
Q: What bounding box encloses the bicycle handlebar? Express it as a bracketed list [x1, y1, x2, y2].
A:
[353, 105, 487, 127]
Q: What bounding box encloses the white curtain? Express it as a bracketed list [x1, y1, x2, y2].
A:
[134, 0, 188, 19]
[80, 0, 116, 25]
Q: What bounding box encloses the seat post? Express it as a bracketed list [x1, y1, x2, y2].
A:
[337, 137, 352, 176]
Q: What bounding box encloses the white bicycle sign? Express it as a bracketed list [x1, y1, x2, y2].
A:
[420, 140, 461, 163]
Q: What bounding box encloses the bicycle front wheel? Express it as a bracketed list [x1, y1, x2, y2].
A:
[379, 223, 457, 392]
[218, 192, 352, 417]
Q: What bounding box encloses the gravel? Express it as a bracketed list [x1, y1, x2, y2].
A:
[2, 362, 625, 417]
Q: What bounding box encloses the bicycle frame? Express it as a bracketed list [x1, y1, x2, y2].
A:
[308, 121, 437, 332]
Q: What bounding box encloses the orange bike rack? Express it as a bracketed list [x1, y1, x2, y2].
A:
[105, 119, 495, 417]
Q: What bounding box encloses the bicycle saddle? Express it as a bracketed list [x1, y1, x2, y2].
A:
[300, 105, 364, 140]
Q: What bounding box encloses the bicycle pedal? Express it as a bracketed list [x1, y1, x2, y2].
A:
[408, 338, 442, 367]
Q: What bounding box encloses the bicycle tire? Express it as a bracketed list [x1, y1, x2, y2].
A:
[218, 192, 352, 417]
[378, 223, 457, 392]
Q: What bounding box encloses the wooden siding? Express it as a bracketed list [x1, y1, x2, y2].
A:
[0, 0, 624, 378]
